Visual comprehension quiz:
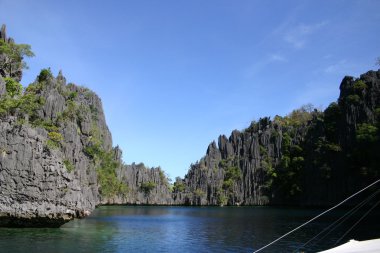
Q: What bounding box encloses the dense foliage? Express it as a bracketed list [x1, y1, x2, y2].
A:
[140, 181, 156, 195]
[0, 38, 34, 77]
[173, 177, 186, 193]
[84, 125, 128, 198]
[186, 74, 380, 206]
[0, 77, 45, 118]
[96, 150, 128, 198]
[254, 77, 380, 203]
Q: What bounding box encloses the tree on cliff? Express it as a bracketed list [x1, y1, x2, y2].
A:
[0, 35, 34, 78]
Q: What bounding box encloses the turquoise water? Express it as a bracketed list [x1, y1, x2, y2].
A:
[0, 206, 379, 252]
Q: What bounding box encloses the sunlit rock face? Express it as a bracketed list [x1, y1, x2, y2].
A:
[176, 69, 380, 206]
[0, 73, 114, 226]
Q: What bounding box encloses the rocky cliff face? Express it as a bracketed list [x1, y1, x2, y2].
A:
[0, 26, 177, 227]
[0, 24, 122, 225]
[0, 76, 5, 96]
[174, 118, 308, 206]
[103, 161, 174, 205]
[177, 69, 380, 206]
[0, 116, 91, 227]
[0, 69, 116, 226]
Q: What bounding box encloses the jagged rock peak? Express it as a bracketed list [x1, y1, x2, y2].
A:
[0, 24, 14, 44]
[178, 68, 380, 207]
[0, 24, 7, 42]
[56, 70, 66, 85]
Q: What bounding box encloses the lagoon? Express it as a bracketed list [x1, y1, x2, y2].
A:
[0, 206, 379, 252]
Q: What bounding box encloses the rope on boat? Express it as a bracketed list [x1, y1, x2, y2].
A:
[334, 198, 380, 246]
[293, 189, 380, 252]
[253, 179, 380, 253]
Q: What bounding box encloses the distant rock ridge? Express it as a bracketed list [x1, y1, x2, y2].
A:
[103, 162, 174, 205]
[173, 69, 380, 206]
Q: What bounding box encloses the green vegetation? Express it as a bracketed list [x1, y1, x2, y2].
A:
[173, 181, 185, 193]
[216, 188, 228, 206]
[284, 104, 314, 126]
[159, 169, 165, 182]
[67, 91, 77, 101]
[25, 80, 44, 94]
[97, 150, 128, 198]
[324, 102, 341, 141]
[158, 169, 171, 188]
[194, 188, 205, 198]
[61, 100, 78, 121]
[0, 36, 130, 201]
[31, 119, 59, 132]
[230, 109, 319, 201]
[48, 131, 63, 142]
[37, 68, 53, 82]
[346, 94, 361, 104]
[0, 77, 45, 118]
[0, 95, 19, 116]
[63, 159, 75, 173]
[46, 131, 63, 150]
[356, 123, 378, 143]
[224, 166, 241, 182]
[272, 104, 317, 129]
[273, 131, 304, 197]
[84, 126, 103, 159]
[46, 139, 59, 149]
[222, 166, 241, 193]
[140, 181, 156, 195]
[351, 119, 380, 179]
[82, 125, 128, 198]
[89, 104, 99, 118]
[325, 143, 342, 152]
[353, 80, 367, 91]
[4, 77, 22, 97]
[173, 177, 186, 193]
[0, 38, 34, 76]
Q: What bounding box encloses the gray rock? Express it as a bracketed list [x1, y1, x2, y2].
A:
[0, 120, 91, 227]
[0, 71, 115, 226]
[0, 76, 5, 96]
[179, 69, 380, 207]
[102, 162, 174, 205]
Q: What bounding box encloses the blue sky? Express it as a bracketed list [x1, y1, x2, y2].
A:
[1, 0, 379, 179]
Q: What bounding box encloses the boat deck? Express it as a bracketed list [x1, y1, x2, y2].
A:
[319, 238, 380, 253]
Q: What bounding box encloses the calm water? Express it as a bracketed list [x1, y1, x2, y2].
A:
[0, 206, 379, 252]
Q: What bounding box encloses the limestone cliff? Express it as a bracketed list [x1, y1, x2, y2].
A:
[176, 69, 380, 206]
[0, 25, 115, 226]
[0, 25, 176, 226]
[103, 161, 174, 205]
[0, 69, 116, 226]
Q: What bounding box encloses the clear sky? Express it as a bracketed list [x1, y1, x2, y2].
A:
[1, 0, 379, 179]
